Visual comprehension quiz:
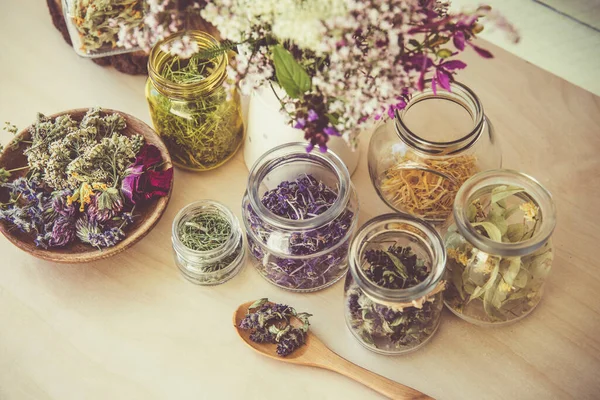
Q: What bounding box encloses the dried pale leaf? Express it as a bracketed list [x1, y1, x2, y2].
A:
[450, 264, 466, 300]
[249, 298, 269, 310]
[472, 221, 502, 242]
[491, 185, 524, 204]
[384, 250, 408, 278]
[504, 257, 521, 287]
[506, 223, 526, 243]
[469, 258, 499, 302]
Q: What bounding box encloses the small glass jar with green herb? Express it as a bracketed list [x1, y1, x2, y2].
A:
[344, 214, 446, 355]
[146, 31, 244, 171]
[443, 169, 557, 325]
[172, 200, 245, 285]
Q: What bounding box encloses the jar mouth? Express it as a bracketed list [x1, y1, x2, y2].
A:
[394, 80, 484, 156]
[349, 214, 446, 304]
[172, 200, 242, 262]
[148, 30, 228, 99]
[247, 142, 352, 230]
[453, 169, 557, 257]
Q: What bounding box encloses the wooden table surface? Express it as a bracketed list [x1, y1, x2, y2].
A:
[1, 2, 600, 399]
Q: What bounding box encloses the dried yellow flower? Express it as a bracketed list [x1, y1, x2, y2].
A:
[499, 281, 512, 293]
[448, 248, 469, 266]
[519, 201, 538, 222]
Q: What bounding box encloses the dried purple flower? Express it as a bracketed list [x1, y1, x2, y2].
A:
[245, 174, 355, 290]
[239, 298, 311, 357]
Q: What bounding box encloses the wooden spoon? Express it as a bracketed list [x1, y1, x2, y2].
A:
[233, 301, 434, 400]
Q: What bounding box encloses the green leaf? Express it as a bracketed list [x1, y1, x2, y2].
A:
[491, 185, 524, 204]
[384, 251, 408, 278]
[472, 222, 502, 242]
[437, 48, 453, 58]
[271, 45, 311, 98]
[504, 205, 520, 220]
[513, 268, 529, 289]
[505, 223, 526, 243]
[450, 265, 466, 300]
[249, 298, 268, 310]
[390, 315, 408, 327]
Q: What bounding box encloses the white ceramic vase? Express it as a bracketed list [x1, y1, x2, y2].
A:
[243, 87, 360, 175]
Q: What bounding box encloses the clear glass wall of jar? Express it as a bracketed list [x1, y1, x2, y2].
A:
[443, 169, 557, 325]
[344, 214, 446, 355]
[146, 31, 244, 171]
[242, 143, 359, 292]
[172, 200, 245, 285]
[368, 81, 501, 224]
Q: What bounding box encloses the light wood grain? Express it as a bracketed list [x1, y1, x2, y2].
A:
[0, 108, 172, 263]
[1, 1, 600, 399]
[234, 301, 433, 400]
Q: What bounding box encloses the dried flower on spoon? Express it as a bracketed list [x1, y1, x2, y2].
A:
[239, 298, 312, 357]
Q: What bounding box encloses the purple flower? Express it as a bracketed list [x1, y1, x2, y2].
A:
[307, 109, 319, 122]
[323, 125, 340, 137]
[294, 117, 306, 129]
[121, 144, 173, 205]
[453, 31, 465, 51]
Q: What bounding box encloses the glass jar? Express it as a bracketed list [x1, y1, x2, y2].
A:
[344, 214, 446, 355]
[172, 200, 245, 285]
[146, 31, 244, 171]
[242, 142, 359, 292]
[368, 81, 501, 224]
[443, 169, 557, 325]
[62, 0, 146, 57]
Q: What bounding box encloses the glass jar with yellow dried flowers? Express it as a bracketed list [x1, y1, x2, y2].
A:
[443, 169, 557, 325]
[368, 81, 501, 224]
[344, 214, 446, 355]
[145, 31, 244, 171]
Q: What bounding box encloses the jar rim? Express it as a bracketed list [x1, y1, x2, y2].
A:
[453, 169, 557, 257]
[172, 200, 242, 262]
[246, 142, 352, 230]
[349, 213, 446, 304]
[394, 80, 485, 156]
[148, 31, 228, 99]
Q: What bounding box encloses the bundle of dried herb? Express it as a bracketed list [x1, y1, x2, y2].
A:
[147, 51, 244, 170]
[70, 0, 144, 53]
[239, 298, 312, 357]
[380, 153, 478, 221]
[444, 185, 554, 323]
[245, 174, 355, 291]
[345, 245, 443, 352]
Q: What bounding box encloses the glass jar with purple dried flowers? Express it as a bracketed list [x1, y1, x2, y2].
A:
[368, 81, 501, 225]
[172, 200, 245, 285]
[242, 142, 359, 292]
[345, 214, 446, 355]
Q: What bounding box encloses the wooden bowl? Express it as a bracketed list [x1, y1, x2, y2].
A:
[0, 108, 173, 263]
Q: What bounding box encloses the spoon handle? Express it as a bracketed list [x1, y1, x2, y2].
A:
[316, 351, 433, 399]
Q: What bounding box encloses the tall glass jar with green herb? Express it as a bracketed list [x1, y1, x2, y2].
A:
[146, 31, 244, 171]
[344, 214, 446, 355]
[443, 169, 557, 325]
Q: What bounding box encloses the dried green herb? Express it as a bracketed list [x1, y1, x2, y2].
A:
[178, 211, 232, 252]
[445, 185, 554, 323]
[71, 0, 144, 53]
[147, 52, 244, 170]
[345, 245, 443, 352]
